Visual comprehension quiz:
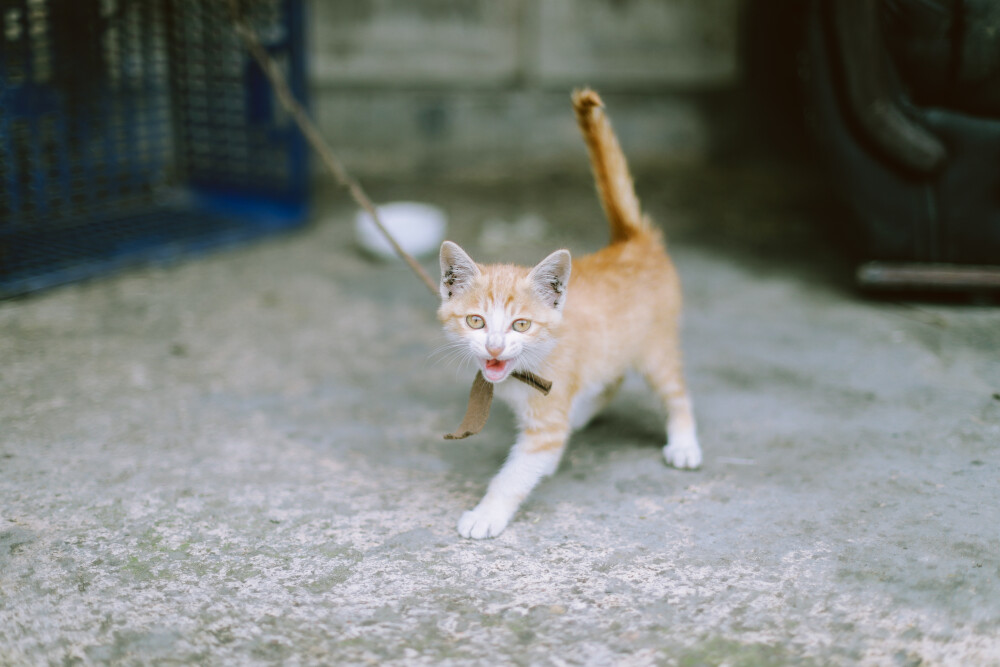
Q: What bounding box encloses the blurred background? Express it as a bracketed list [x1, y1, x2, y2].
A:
[5, 0, 999, 298]
[305, 0, 748, 178]
[1, 0, 811, 298]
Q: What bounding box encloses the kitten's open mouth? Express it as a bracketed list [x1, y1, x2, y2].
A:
[482, 358, 511, 382]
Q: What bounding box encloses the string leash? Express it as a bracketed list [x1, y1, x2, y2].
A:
[227, 3, 552, 438]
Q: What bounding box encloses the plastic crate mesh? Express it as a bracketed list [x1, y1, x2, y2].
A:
[0, 0, 308, 297]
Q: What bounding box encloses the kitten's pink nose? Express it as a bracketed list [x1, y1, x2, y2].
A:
[486, 345, 504, 359]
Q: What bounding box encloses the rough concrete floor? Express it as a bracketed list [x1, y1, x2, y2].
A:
[2, 164, 999, 665]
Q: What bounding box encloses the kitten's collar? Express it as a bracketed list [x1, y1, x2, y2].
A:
[444, 370, 552, 440]
[511, 370, 552, 395]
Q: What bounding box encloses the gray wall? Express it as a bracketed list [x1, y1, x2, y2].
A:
[306, 0, 743, 179]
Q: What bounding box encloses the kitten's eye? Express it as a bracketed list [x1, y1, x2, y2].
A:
[512, 319, 531, 333]
[466, 315, 485, 329]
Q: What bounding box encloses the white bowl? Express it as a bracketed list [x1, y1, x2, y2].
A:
[354, 202, 447, 261]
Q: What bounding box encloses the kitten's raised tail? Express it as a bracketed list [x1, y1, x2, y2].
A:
[572, 88, 652, 243]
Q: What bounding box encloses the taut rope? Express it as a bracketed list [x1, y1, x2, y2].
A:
[228, 2, 551, 438]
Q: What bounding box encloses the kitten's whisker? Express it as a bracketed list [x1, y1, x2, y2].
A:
[518, 346, 546, 373]
[430, 341, 477, 377]
[424, 345, 461, 374]
[428, 343, 470, 367]
[428, 341, 466, 360]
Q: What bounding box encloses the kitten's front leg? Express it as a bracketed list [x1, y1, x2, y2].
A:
[458, 427, 568, 539]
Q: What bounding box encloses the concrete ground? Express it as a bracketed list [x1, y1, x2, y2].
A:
[2, 164, 999, 665]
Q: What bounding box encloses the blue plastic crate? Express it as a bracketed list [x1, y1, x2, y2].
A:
[0, 0, 309, 298]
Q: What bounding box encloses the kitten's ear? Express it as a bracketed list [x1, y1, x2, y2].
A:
[439, 241, 481, 300]
[528, 249, 571, 310]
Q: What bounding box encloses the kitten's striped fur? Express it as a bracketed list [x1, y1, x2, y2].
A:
[438, 89, 701, 539]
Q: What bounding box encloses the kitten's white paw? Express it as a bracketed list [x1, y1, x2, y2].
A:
[663, 434, 702, 470]
[457, 505, 512, 539]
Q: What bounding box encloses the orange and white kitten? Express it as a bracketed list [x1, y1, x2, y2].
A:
[438, 89, 700, 539]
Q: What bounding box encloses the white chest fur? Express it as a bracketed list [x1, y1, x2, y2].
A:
[496, 375, 620, 433]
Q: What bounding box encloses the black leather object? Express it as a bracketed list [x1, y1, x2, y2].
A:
[805, 0, 1000, 265]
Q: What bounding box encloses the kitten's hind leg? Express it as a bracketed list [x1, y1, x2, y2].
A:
[458, 424, 569, 539]
[641, 344, 702, 470]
